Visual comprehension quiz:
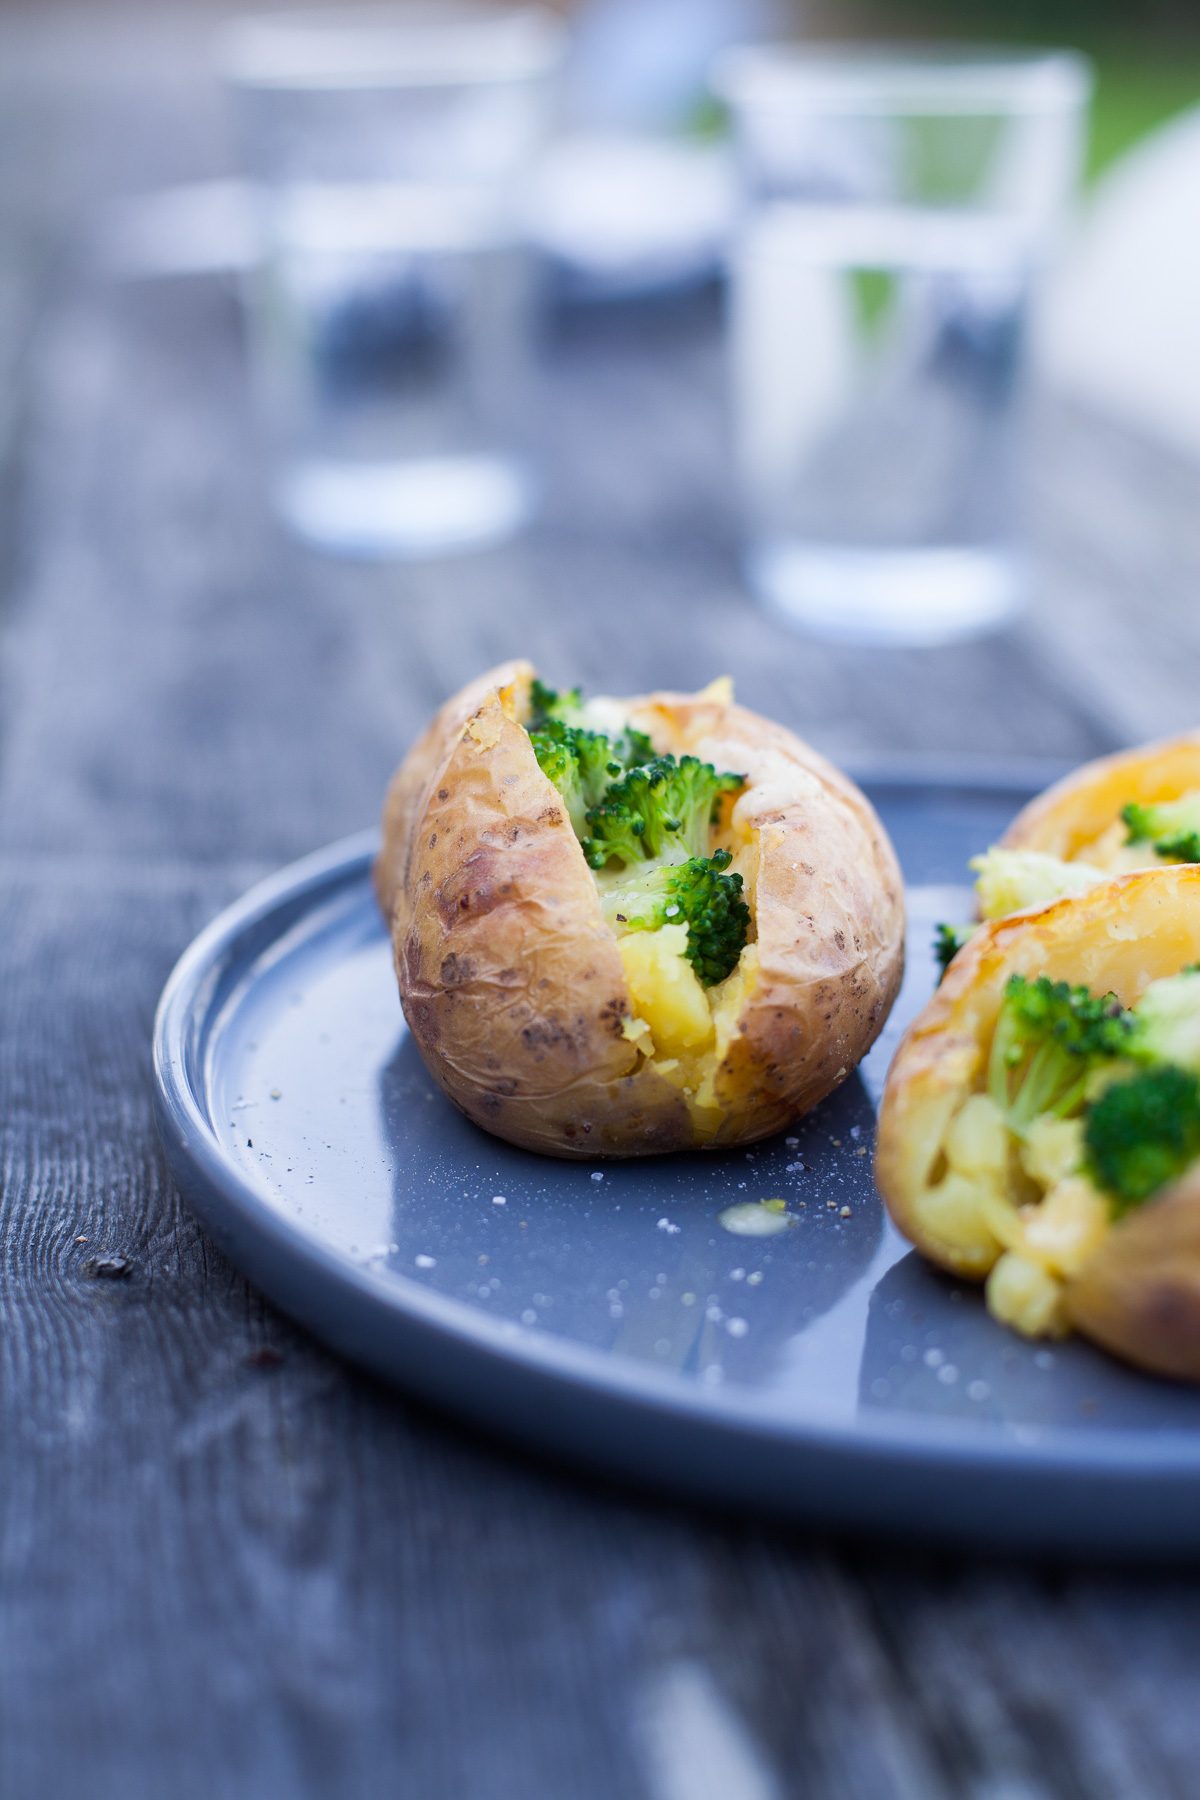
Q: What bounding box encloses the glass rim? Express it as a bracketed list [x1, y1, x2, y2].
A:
[711, 42, 1093, 116]
[218, 3, 566, 91]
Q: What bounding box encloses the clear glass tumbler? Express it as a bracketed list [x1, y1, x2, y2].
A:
[221, 5, 564, 559]
[713, 46, 1090, 645]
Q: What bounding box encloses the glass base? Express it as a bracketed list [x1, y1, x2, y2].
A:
[748, 541, 1023, 648]
[277, 455, 535, 561]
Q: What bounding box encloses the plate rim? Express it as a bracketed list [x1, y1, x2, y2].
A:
[151, 783, 1200, 1549]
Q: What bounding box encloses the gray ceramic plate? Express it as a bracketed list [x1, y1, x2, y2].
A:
[152, 773, 1200, 1556]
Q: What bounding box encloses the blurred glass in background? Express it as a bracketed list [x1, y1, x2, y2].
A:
[221, 4, 564, 560]
[715, 44, 1090, 646]
[528, 0, 782, 304]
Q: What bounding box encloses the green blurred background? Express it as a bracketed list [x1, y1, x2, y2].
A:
[806, 0, 1200, 178]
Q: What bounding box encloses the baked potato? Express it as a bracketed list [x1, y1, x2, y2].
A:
[934, 730, 1200, 976]
[877, 866, 1200, 1379]
[1001, 729, 1200, 871]
[375, 661, 904, 1158]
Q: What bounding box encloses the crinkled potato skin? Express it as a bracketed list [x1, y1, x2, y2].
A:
[375, 661, 905, 1158]
[875, 867, 1200, 1380]
[1001, 730, 1200, 861]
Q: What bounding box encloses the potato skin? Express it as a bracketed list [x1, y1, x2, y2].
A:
[875, 867, 1200, 1377]
[631, 690, 905, 1135]
[1065, 1170, 1200, 1381]
[376, 664, 905, 1158]
[1001, 730, 1200, 861]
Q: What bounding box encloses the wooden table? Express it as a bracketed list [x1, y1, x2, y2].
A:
[5, 11, 1200, 1796]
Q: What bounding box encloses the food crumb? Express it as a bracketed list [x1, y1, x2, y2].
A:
[840, 1206, 852, 1218]
[270, 1089, 282, 1100]
[492, 1195, 506, 1205]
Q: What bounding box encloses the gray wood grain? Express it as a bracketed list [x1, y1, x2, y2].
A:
[2, 11, 1200, 1800]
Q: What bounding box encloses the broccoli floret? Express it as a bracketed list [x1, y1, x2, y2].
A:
[933, 922, 976, 979]
[529, 678, 583, 728]
[1122, 794, 1200, 864]
[527, 680, 660, 836]
[1084, 1064, 1200, 1212]
[529, 679, 655, 771]
[583, 755, 743, 868]
[599, 850, 750, 986]
[587, 752, 748, 985]
[988, 974, 1136, 1137]
[1128, 969, 1200, 1073]
[529, 720, 623, 838]
[969, 847, 1107, 921]
[527, 685, 748, 985]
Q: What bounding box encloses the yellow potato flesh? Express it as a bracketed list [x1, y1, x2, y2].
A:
[915, 1087, 1112, 1324]
[986, 1252, 1067, 1338]
[617, 925, 715, 1060]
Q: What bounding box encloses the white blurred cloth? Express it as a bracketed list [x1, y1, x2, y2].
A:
[1038, 104, 1200, 459]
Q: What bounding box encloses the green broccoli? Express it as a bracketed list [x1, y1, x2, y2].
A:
[1084, 1064, 1200, 1212]
[529, 678, 583, 727]
[528, 679, 654, 770]
[586, 753, 748, 985]
[1128, 968, 1200, 1073]
[1122, 794, 1200, 865]
[597, 849, 751, 987]
[583, 755, 742, 868]
[528, 720, 623, 839]
[933, 922, 976, 980]
[988, 974, 1136, 1137]
[525, 684, 749, 986]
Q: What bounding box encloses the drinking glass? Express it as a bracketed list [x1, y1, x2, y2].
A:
[713, 46, 1091, 645]
[221, 5, 564, 559]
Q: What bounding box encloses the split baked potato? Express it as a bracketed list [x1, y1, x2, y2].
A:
[877, 866, 1200, 1379]
[1002, 728, 1200, 870]
[935, 730, 1200, 975]
[375, 660, 904, 1158]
